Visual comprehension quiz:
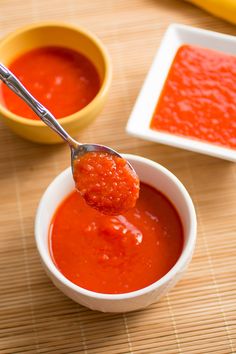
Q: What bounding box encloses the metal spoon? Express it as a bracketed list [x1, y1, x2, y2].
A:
[0, 63, 133, 173]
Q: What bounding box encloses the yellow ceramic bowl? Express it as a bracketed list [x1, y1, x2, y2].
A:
[0, 22, 112, 144]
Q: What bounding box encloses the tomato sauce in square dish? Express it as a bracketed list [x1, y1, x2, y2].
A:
[151, 45, 236, 149]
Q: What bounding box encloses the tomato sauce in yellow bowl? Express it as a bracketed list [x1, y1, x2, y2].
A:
[1, 46, 101, 120]
[0, 22, 112, 143]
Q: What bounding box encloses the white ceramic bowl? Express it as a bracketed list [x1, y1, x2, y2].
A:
[35, 154, 197, 312]
[126, 24, 236, 162]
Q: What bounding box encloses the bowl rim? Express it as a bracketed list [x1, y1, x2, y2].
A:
[35, 154, 197, 301]
[0, 21, 112, 126]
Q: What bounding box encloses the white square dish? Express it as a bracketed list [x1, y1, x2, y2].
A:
[126, 24, 236, 162]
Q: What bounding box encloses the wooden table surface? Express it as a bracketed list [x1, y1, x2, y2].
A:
[0, 1, 236, 353]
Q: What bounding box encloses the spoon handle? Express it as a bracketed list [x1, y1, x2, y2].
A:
[0, 63, 78, 148]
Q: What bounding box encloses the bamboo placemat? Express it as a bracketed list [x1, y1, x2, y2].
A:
[0, 1, 236, 353]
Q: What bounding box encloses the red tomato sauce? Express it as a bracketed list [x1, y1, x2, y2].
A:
[151, 45, 236, 149]
[73, 152, 140, 215]
[0, 46, 100, 119]
[49, 183, 183, 294]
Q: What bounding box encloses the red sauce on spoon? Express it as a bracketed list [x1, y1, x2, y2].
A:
[73, 152, 140, 215]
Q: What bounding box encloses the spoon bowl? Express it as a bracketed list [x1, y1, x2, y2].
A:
[70, 143, 134, 174]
